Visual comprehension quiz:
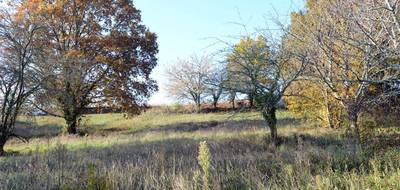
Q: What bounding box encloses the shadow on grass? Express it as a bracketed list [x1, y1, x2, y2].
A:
[44, 136, 267, 164]
[4, 115, 347, 160]
[14, 121, 112, 138]
[129, 117, 302, 135]
[14, 121, 64, 138]
[0, 131, 353, 174]
[279, 134, 350, 148]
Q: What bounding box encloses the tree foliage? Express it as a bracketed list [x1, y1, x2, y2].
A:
[20, 0, 158, 134]
[286, 0, 400, 140]
[226, 36, 269, 108]
[225, 35, 306, 145]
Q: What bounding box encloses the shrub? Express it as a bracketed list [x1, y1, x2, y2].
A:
[197, 141, 211, 190]
[87, 164, 111, 190]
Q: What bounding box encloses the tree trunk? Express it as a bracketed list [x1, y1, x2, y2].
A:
[249, 95, 254, 108]
[349, 113, 358, 129]
[230, 91, 236, 109]
[348, 112, 361, 144]
[262, 106, 278, 146]
[0, 137, 7, 156]
[212, 95, 218, 111]
[0, 146, 4, 156]
[196, 101, 201, 113]
[348, 106, 361, 144]
[66, 118, 78, 134]
[326, 102, 335, 129]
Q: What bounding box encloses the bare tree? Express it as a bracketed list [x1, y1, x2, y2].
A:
[287, 0, 400, 141]
[166, 55, 212, 111]
[205, 66, 227, 110]
[0, 8, 42, 155]
[228, 89, 237, 109]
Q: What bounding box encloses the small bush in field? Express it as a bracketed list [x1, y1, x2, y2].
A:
[170, 102, 184, 113]
[87, 164, 111, 190]
[198, 141, 211, 190]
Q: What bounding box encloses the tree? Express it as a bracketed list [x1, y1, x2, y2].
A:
[204, 66, 227, 110]
[25, 0, 158, 134]
[166, 55, 211, 111]
[0, 7, 43, 155]
[226, 35, 306, 145]
[226, 37, 265, 108]
[283, 2, 346, 129]
[228, 89, 237, 109]
[288, 0, 400, 141]
[224, 68, 240, 109]
[285, 79, 345, 128]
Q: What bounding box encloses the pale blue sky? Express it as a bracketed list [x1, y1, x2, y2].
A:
[133, 0, 304, 105]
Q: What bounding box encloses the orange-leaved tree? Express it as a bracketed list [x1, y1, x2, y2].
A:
[22, 0, 158, 134]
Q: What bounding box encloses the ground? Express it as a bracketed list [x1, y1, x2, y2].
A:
[0, 109, 399, 189]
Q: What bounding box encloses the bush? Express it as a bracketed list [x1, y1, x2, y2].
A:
[197, 141, 211, 190]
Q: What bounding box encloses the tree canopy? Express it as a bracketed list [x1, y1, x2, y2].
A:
[20, 0, 159, 134]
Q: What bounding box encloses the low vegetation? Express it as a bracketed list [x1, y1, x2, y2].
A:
[0, 109, 398, 189]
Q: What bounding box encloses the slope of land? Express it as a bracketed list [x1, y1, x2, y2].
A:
[0, 110, 399, 189]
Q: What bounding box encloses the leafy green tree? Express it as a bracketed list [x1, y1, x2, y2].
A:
[226, 37, 268, 108]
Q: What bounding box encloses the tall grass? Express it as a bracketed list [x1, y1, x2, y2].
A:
[0, 110, 398, 189]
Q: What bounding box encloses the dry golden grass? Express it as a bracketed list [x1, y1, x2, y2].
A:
[0, 109, 399, 189]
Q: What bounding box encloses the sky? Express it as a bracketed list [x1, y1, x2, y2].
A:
[133, 0, 305, 105]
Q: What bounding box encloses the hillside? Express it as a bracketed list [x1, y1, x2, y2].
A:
[0, 110, 399, 189]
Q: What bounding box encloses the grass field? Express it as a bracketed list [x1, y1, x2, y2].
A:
[0, 110, 399, 189]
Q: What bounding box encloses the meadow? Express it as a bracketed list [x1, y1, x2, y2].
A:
[0, 109, 399, 190]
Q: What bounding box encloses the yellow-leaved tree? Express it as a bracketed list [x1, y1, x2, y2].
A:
[286, 0, 400, 141]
